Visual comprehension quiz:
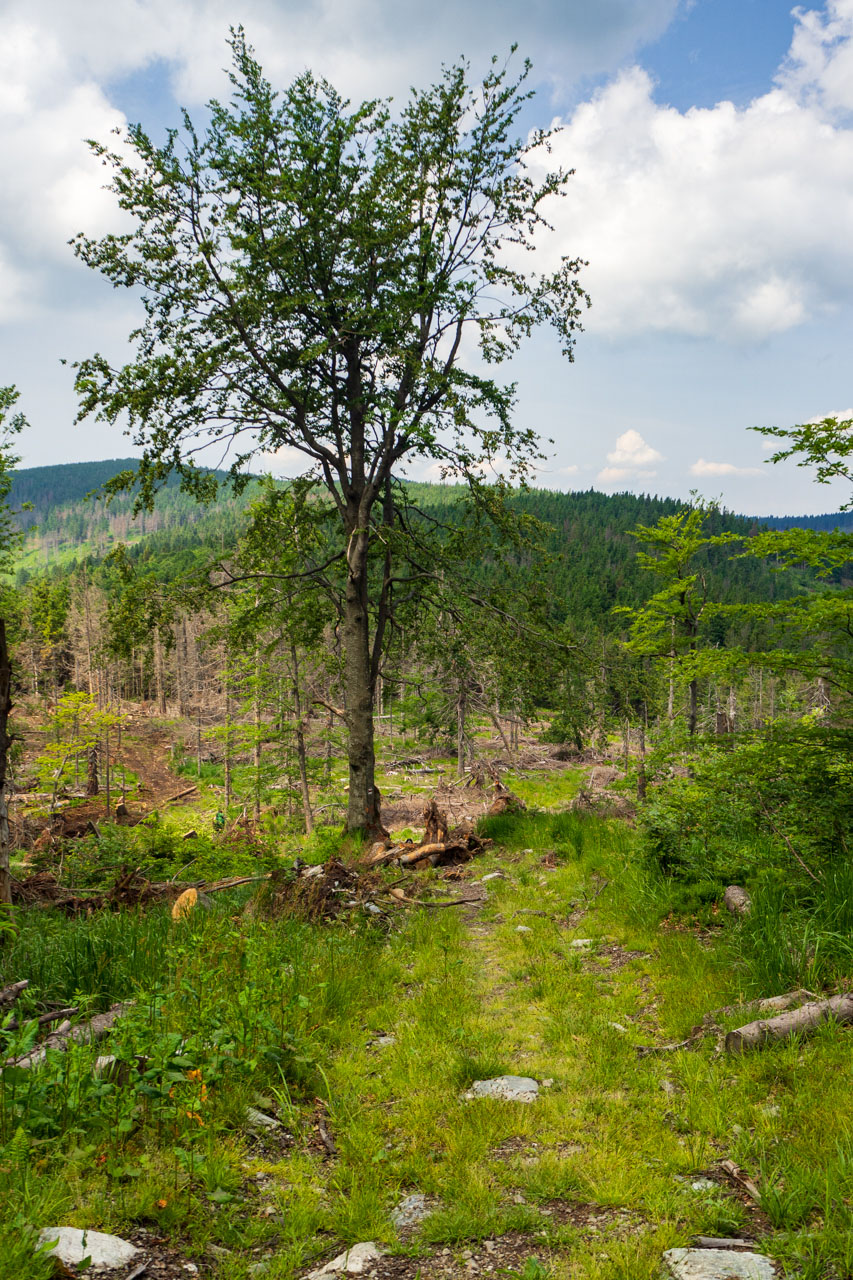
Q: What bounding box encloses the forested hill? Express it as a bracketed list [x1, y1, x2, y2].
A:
[757, 511, 853, 530]
[11, 458, 259, 570]
[10, 459, 811, 628]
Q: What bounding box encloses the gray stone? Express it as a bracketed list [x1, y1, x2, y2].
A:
[373, 1034, 396, 1047]
[246, 1106, 281, 1130]
[306, 1242, 383, 1277]
[515, 925, 532, 933]
[480, 872, 505, 882]
[664, 1247, 775, 1280]
[569, 938, 593, 949]
[691, 1178, 717, 1192]
[38, 1227, 139, 1270]
[391, 1193, 431, 1228]
[465, 1075, 539, 1102]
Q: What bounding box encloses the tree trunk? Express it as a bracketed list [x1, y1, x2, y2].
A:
[637, 719, 647, 802]
[224, 678, 232, 812]
[154, 626, 167, 715]
[343, 529, 384, 837]
[456, 684, 467, 777]
[687, 677, 698, 736]
[0, 622, 13, 908]
[87, 744, 99, 797]
[290, 643, 314, 835]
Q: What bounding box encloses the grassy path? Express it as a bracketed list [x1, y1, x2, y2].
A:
[5, 801, 853, 1280]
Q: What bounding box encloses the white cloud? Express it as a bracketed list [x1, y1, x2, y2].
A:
[524, 2, 853, 340]
[690, 459, 763, 477]
[596, 429, 662, 484]
[605, 428, 663, 467]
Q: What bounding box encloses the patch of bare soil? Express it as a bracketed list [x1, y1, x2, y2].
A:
[341, 1233, 562, 1279]
[588, 944, 651, 972]
[116, 720, 197, 810]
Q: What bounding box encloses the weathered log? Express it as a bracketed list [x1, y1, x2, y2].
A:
[164, 785, 198, 804]
[723, 885, 751, 916]
[0, 979, 29, 1007]
[399, 843, 448, 866]
[7, 1001, 133, 1070]
[364, 842, 406, 868]
[692, 1238, 757, 1252]
[725, 992, 853, 1054]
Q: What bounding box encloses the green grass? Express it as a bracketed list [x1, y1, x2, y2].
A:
[2, 799, 852, 1279]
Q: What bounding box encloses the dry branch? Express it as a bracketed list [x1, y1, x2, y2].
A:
[314, 1098, 337, 1158]
[719, 1160, 761, 1203]
[5, 1005, 79, 1033]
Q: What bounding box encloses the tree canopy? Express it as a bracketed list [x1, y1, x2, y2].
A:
[72, 32, 588, 833]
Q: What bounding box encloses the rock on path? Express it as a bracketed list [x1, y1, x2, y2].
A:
[465, 1076, 540, 1102]
[38, 1227, 140, 1270]
[306, 1242, 383, 1277]
[664, 1247, 775, 1280]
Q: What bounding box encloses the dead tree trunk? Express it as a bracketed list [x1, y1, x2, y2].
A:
[456, 684, 467, 777]
[86, 744, 99, 797]
[290, 643, 313, 835]
[0, 622, 13, 908]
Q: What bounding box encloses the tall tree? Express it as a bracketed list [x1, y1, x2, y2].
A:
[72, 33, 587, 834]
[0, 386, 25, 907]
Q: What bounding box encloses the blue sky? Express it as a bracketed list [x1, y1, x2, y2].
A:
[1, 0, 852, 515]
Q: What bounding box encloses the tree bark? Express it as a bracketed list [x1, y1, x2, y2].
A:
[343, 526, 384, 837]
[87, 744, 99, 797]
[290, 643, 313, 835]
[0, 622, 13, 908]
[456, 684, 467, 777]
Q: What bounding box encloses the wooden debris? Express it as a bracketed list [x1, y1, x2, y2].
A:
[171, 887, 200, 919]
[719, 1160, 762, 1204]
[422, 798, 449, 845]
[486, 789, 526, 817]
[0, 979, 29, 1007]
[4, 1005, 79, 1033]
[164, 785, 198, 804]
[314, 1098, 337, 1159]
[636, 987, 820, 1057]
[7, 1001, 133, 1070]
[725, 991, 853, 1054]
[691, 1237, 758, 1252]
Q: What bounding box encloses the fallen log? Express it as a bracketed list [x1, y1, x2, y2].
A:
[6, 1001, 133, 1070]
[725, 992, 853, 1054]
[636, 987, 819, 1057]
[691, 1238, 757, 1252]
[164, 785, 198, 804]
[399, 842, 448, 866]
[0, 979, 29, 1008]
